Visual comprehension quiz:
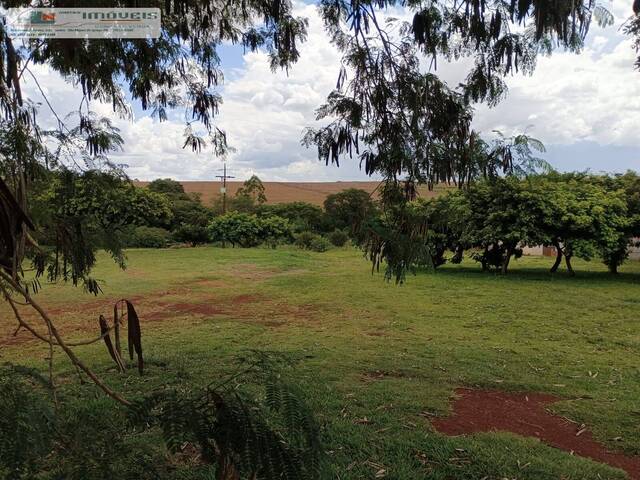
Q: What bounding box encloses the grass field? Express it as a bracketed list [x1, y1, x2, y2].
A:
[2, 246, 640, 479]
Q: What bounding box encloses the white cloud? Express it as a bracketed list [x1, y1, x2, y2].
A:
[19, 0, 640, 180]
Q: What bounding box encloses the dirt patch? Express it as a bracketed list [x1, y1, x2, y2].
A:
[1, 289, 314, 348]
[432, 388, 640, 479]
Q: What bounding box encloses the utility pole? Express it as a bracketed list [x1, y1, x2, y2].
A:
[215, 162, 235, 214]
[215, 162, 235, 248]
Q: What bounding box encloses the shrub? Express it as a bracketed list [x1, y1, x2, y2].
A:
[309, 236, 332, 252]
[208, 212, 261, 247]
[295, 231, 317, 249]
[208, 213, 292, 248]
[327, 229, 349, 247]
[171, 223, 209, 246]
[260, 216, 294, 247]
[129, 226, 171, 248]
[257, 202, 324, 233]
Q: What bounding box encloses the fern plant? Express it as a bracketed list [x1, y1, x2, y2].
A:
[131, 376, 325, 480]
[0, 361, 325, 480]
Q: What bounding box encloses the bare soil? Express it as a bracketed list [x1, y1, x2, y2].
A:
[432, 388, 640, 479]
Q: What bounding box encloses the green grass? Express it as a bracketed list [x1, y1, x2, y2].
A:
[2, 246, 640, 479]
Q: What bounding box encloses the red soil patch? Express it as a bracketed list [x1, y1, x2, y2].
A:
[432, 388, 640, 479]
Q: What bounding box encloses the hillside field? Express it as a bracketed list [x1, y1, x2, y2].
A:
[1, 247, 640, 479]
[133, 180, 447, 206]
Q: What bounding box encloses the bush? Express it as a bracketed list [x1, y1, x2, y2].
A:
[129, 226, 171, 248]
[327, 229, 349, 247]
[295, 231, 317, 249]
[208, 213, 292, 248]
[295, 231, 332, 252]
[257, 202, 325, 233]
[208, 212, 261, 247]
[171, 223, 209, 246]
[260, 216, 294, 247]
[309, 236, 332, 252]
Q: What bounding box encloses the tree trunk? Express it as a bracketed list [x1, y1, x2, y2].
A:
[481, 246, 489, 272]
[565, 253, 575, 276]
[501, 244, 514, 274]
[451, 245, 464, 264]
[550, 240, 563, 273]
[609, 263, 619, 274]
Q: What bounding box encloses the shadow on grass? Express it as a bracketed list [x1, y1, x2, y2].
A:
[414, 263, 640, 285]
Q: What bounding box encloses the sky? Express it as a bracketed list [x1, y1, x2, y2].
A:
[21, 0, 640, 182]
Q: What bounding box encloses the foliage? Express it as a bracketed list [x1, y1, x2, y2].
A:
[408, 192, 469, 268]
[208, 212, 292, 248]
[370, 173, 638, 278]
[0, 364, 323, 480]
[327, 229, 349, 247]
[295, 232, 332, 252]
[30, 171, 172, 292]
[148, 178, 188, 197]
[323, 189, 377, 233]
[462, 178, 546, 273]
[133, 377, 323, 480]
[144, 179, 213, 246]
[208, 212, 263, 248]
[212, 194, 258, 215]
[257, 202, 325, 233]
[309, 236, 332, 253]
[0, 367, 54, 480]
[260, 215, 295, 247]
[236, 175, 267, 205]
[172, 223, 210, 246]
[295, 231, 318, 250]
[129, 226, 172, 249]
[305, 0, 609, 193]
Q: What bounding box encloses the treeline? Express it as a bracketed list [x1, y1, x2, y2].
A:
[392, 172, 640, 275]
[30, 172, 379, 254]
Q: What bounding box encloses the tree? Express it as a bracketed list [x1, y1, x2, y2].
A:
[599, 171, 640, 273]
[409, 191, 470, 268]
[257, 202, 325, 233]
[536, 173, 635, 274]
[462, 178, 548, 274]
[30, 170, 172, 290]
[236, 175, 267, 205]
[323, 188, 377, 233]
[147, 178, 187, 197]
[304, 0, 613, 190]
[145, 178, 213, 245]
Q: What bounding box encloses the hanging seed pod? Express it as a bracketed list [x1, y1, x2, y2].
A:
[99, 314, 125, 373]
[113, 301, 122, 357]
[125, 300, 144, 375]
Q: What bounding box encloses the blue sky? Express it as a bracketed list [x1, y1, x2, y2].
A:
[22, 0, 640, 181]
